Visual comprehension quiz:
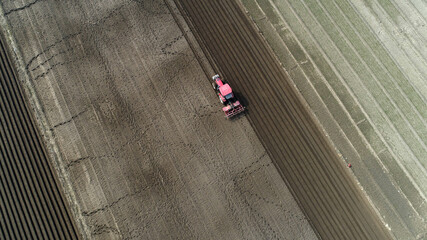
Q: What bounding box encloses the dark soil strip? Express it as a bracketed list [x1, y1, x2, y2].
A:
[0, 31, 79, 239]
[172, 0, 392, 239]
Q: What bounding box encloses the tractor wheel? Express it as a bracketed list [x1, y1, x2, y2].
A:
[219, 95, 224, 104]
[212, 82, 217, 90]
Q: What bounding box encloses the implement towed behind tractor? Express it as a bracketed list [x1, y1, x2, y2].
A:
[212, 74, 245, 119]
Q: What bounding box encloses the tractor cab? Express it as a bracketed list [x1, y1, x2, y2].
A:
[217, 84, 233, 104]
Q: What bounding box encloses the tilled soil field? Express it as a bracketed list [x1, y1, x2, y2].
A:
[0, 0, 318, 239]
[173, 0, 392, 239]
[0, 33, 79, 239]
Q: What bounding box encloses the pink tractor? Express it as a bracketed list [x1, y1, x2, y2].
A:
[212, 74, 245, 119]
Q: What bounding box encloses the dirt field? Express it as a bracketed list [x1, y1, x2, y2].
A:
[0, 33, 79, 240]
[0, 0, 316, 239]
[239, 0, 426, 239]
[173, 0, 393, 239]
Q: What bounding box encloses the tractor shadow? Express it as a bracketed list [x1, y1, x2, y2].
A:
[235, 92, 249, 108]
[229, 92, 249, 121]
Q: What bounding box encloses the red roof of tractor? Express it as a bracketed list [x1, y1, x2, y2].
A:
[219, 84, 232, 96]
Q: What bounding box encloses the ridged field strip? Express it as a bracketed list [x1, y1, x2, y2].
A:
[0, 33, 79, 239]
[173, 0, 392, 239]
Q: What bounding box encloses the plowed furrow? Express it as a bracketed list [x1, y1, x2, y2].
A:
[0, 32, 79, 239]
[173, 0, 392, 239]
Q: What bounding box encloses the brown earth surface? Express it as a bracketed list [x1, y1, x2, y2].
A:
[173, 0, 393, 239]
[0, 0, 317, 239]
[0, 32, 79, 240]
